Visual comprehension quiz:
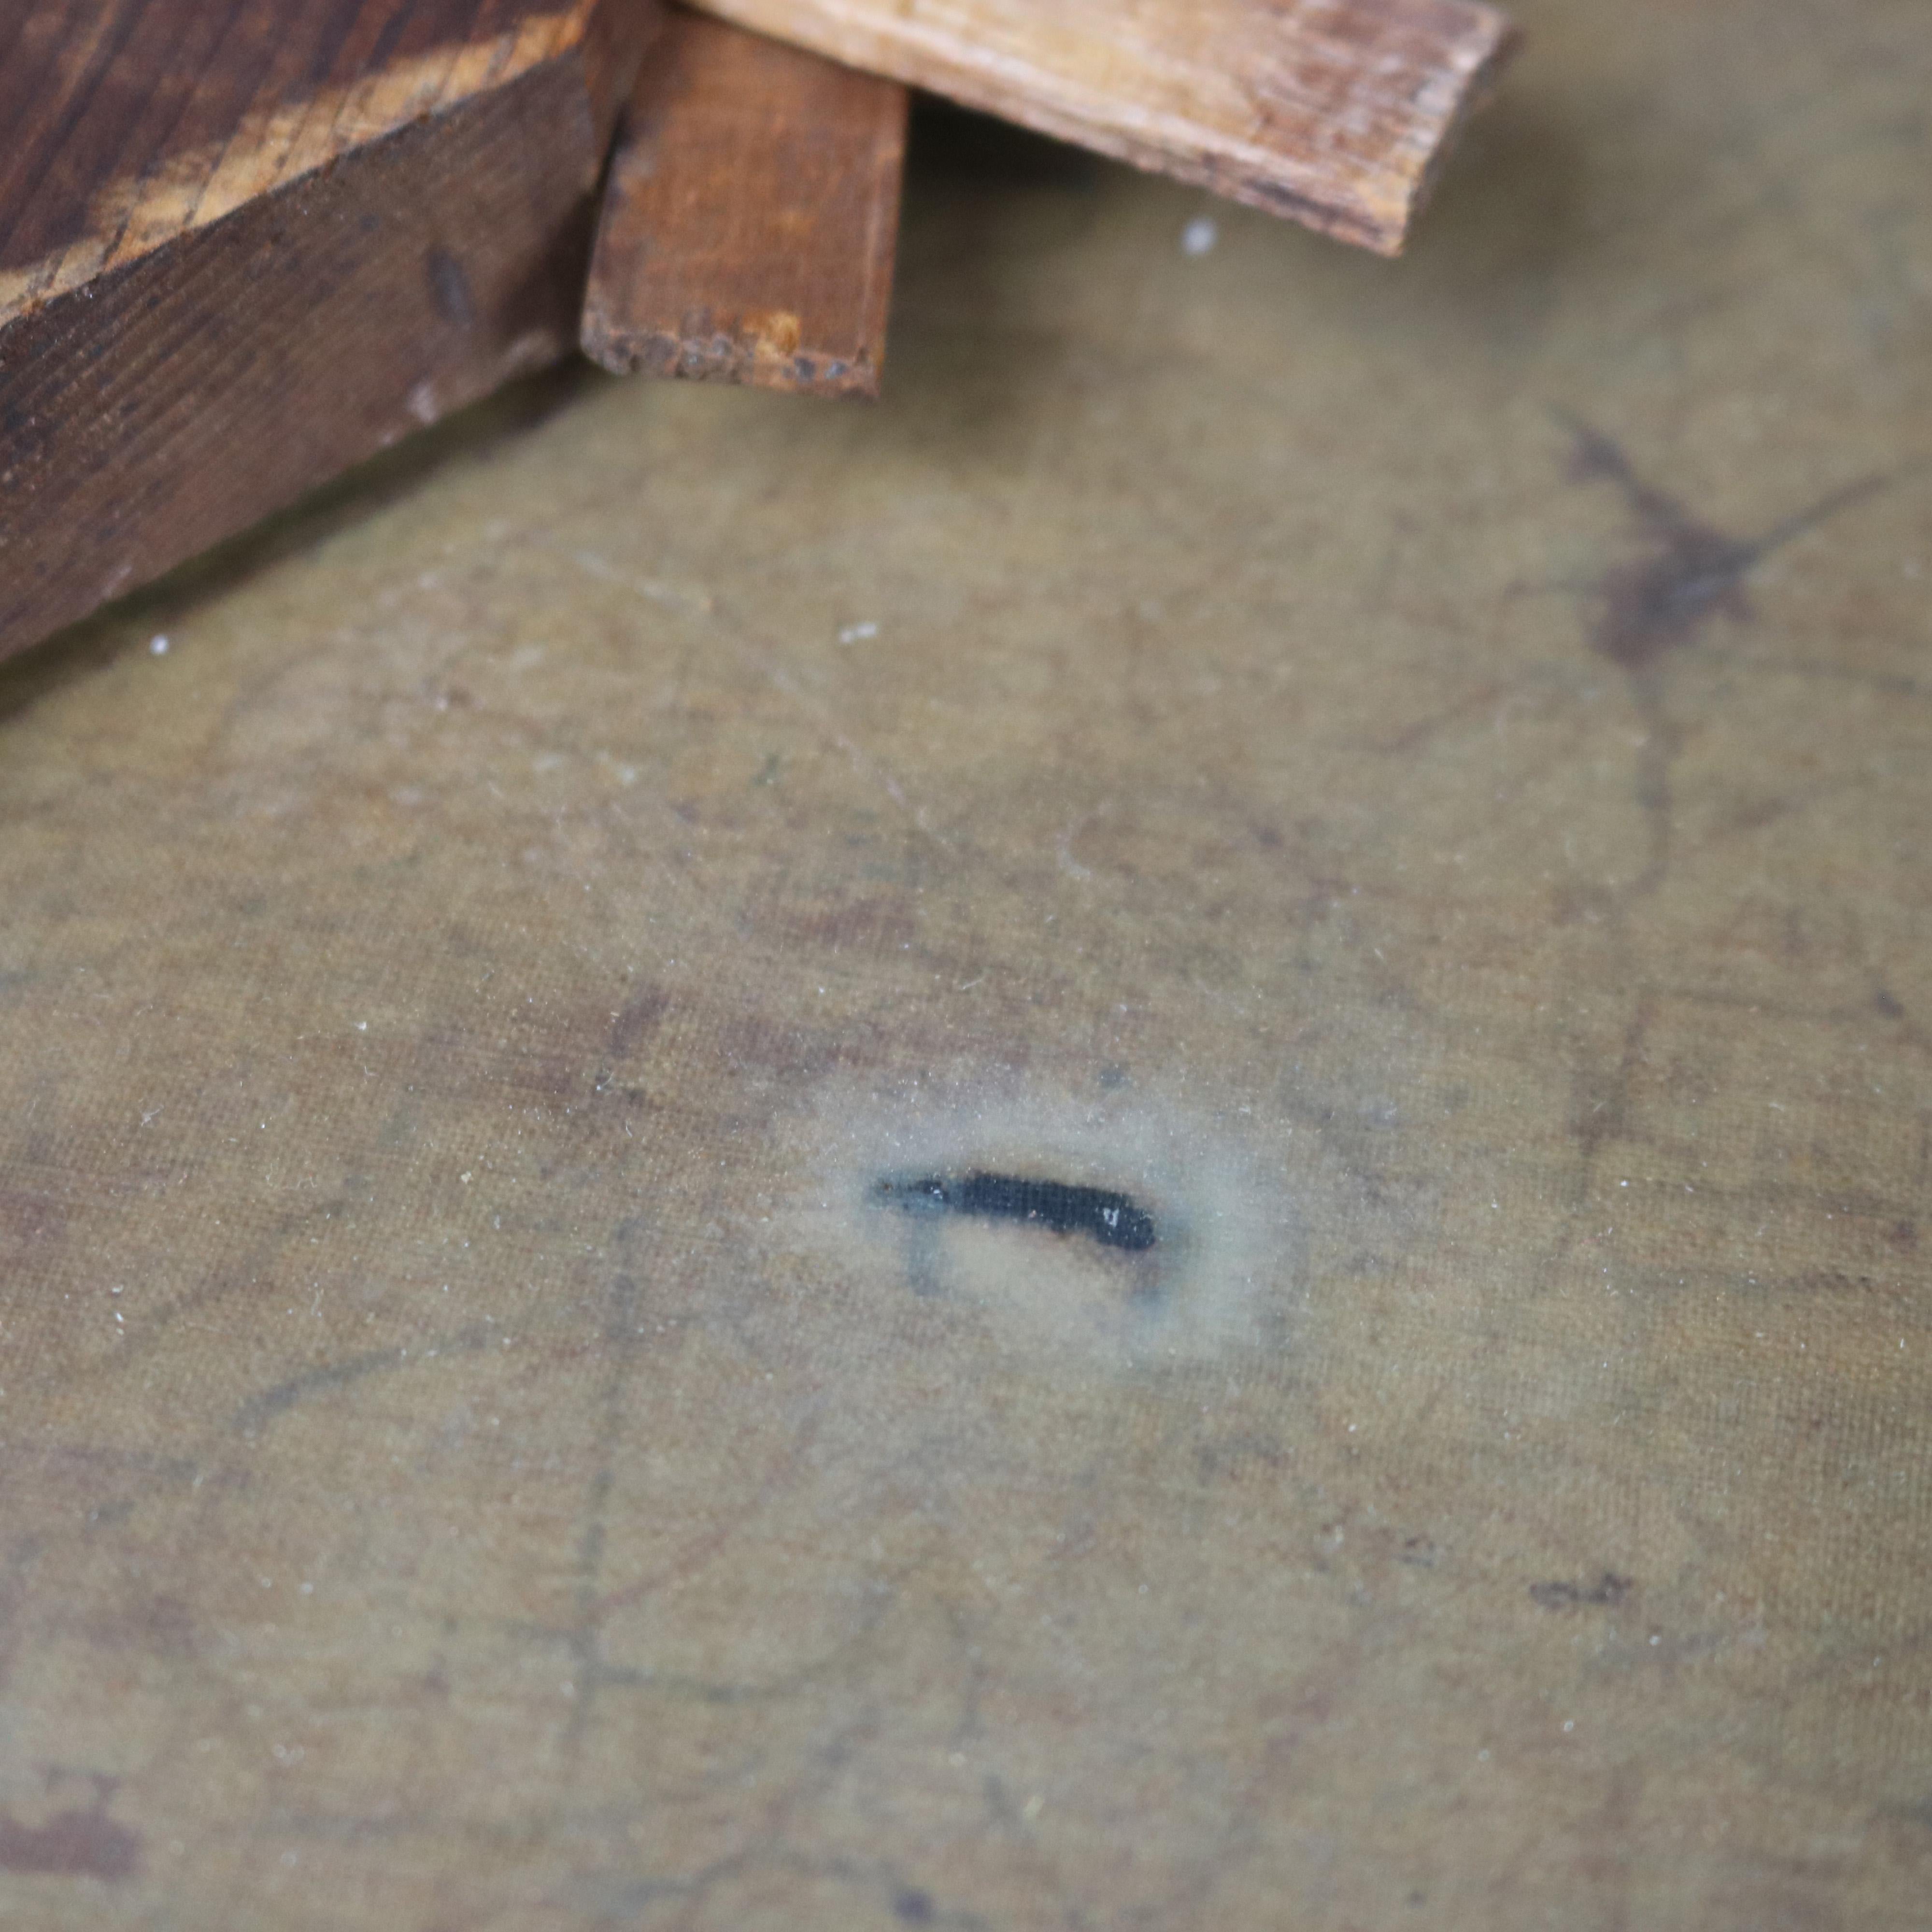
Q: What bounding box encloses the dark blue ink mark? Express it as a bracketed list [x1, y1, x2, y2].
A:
[875, 1171, 1158, 1252]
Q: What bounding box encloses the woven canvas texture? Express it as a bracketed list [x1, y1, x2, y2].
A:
[0, 1, 1927, 1923]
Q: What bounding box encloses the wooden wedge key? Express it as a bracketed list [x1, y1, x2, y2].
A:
[690, 0, 1519, 255]
[0, 0, 664, 662]
[582, 10, 908, 398]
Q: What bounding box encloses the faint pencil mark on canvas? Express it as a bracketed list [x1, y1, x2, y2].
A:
[1526, 420, 1909, 1297]
[231, 1323, 494, 1435]
[1529, 1571, 1632, 1611]
[557, 1258, 648, 1749]
[1570, 988, 1654, 1164]
[544, 1227, 837, 1754]
[570, 1844, 990, 1928]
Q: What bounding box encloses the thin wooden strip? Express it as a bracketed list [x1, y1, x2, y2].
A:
[686, 0, 1518, 255]
[582, 10, 908, 398]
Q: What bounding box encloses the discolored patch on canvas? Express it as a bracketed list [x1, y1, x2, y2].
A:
[769, 1072, 1302, 1373]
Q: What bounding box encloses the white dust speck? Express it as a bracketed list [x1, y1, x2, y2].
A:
[148, 634, 170, 655]
[838, 621, 879, 645]
[1181, 215, 1219, 256]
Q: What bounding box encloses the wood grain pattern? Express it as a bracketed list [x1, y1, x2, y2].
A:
[581, 10, 907, 398]
[0, 0, 659, 662]
[689, 0, 1519, 255]
[0, 0, 627, 326]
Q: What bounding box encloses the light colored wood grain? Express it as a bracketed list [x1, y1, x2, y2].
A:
[686, 0, 1519, 254]
[582, 11, 907, 398]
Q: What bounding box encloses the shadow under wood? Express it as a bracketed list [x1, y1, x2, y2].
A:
[1394, 89, 1595, 330]
[0, 357, 606, 728]
[873, 98, 1111, 451]
[905, 97, 1104, 190]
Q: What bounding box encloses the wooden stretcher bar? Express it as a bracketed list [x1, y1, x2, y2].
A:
[0, 0, 665, 661]
[688, 0, 1520, 255]
[581, 10, 908, 399]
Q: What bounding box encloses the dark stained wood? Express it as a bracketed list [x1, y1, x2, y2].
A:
[0, 0, 662, 663]
[690, 0, 1520, 255]
[581, 10, 906, 398]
